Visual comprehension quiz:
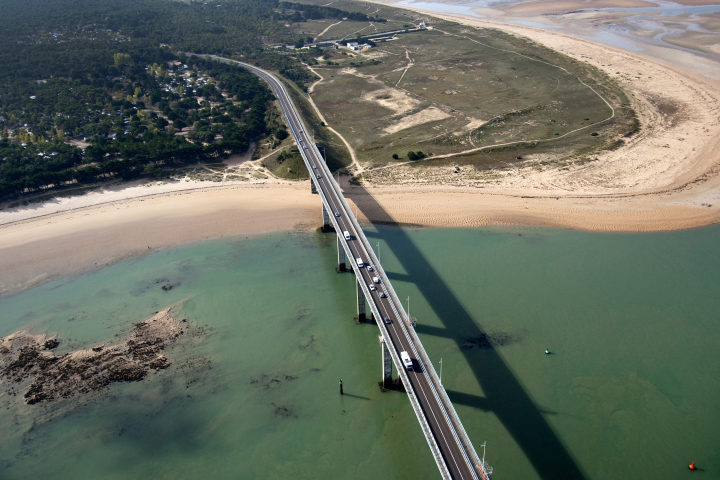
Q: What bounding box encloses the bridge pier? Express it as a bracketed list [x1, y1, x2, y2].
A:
[321, 203, 334, 232]
[379, 336, 393, 389]
[336, 235, 346, 272]
[356, 277, 371, 322]
[311, 179, 317, 194]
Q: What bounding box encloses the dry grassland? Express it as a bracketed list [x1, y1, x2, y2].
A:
[308, 23, 637, 178]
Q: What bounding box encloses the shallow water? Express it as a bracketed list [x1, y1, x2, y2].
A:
[1, 225, 719, 479]
[396, 0, 720, 63]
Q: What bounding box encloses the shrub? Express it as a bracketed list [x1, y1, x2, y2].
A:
[275, 128, 289, 141]
[392, 153, 399, 159]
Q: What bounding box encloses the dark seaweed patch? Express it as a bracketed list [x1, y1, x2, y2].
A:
[462, 331, 520, 349]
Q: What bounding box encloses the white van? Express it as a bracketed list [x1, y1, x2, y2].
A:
[343, 231, 351, 240]
[373, 276, 380, 284]
[356, 258, 364, 268]
[400, 351, 413, 371]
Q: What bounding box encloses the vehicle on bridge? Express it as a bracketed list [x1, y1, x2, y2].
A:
[401, 351, 413, 371]
[344, 231, 351, 240]
[384, 316, 392, 324]
[373, 276, 380, 284]
[356, 257, 364, 267]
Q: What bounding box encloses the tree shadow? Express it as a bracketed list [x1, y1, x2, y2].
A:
[347, 185, 586, 480]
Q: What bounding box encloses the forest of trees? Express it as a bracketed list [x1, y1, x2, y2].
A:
[0, 0, 376, 198]
[0, 54, 285, 197]
[277, 2, 386, 23]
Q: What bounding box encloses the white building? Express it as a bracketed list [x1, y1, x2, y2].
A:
[348, 43, 370, 51]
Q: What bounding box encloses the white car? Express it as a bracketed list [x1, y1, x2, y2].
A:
[369, 284, 376, 291]
[379, 292, 386, 298]
[367, 266, 374, 272]
[400, 351, 413, 371]
[334, 212, 340, 217]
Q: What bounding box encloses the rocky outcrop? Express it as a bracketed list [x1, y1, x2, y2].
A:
[1, 307, 185, 405]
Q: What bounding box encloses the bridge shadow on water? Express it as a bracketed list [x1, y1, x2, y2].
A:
[347, 185, 586, 480]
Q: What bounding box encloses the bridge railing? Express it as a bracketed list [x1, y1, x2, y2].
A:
[228, 57, 490, 480]
[298, 117, 491, 479]
[302, 144, 488, 478]
[357, 236, 487, 480]
[248, 66, 452, 479]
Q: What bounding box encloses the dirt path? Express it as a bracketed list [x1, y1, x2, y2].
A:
[395, 48, 414, 87]
[305, 63, 363, 174]
[315, 20, 343, 40]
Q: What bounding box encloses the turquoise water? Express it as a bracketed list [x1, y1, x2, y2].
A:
[1, 225, 719, 479]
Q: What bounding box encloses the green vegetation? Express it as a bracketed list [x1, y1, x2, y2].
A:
[0, 52, 282, 196]
[0, 0, 640, 196]
[0, 0, 381, 198]
[277, 2, 386, 23]
[303, 6, 638, 173]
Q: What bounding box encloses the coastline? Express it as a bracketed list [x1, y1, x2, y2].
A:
[2, 7, 720, 295]
[2, 178, 719, 297]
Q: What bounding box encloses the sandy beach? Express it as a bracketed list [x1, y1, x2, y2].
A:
[2, 4, 720, 295]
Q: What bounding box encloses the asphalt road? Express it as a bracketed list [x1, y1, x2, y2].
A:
[211, 56, 481, 480]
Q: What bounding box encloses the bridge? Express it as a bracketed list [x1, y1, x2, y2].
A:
[209, 56, 493, 480]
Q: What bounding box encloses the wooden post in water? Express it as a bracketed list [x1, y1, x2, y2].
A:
[339, 379, 343, 395]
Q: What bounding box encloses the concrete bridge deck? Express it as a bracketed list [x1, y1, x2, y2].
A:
[208, 55, 492, 480]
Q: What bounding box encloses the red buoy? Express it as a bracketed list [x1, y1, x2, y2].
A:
[689, 462, 696, 470]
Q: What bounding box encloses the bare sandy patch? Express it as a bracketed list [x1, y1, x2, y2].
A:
[0, 183, 319, 296]
[501, 0, 657, 15]
[384, 107, 452, 134]
[339, 67, 382, 81]
[462, 117, 485, 132]
[361, 87, 421, 114]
